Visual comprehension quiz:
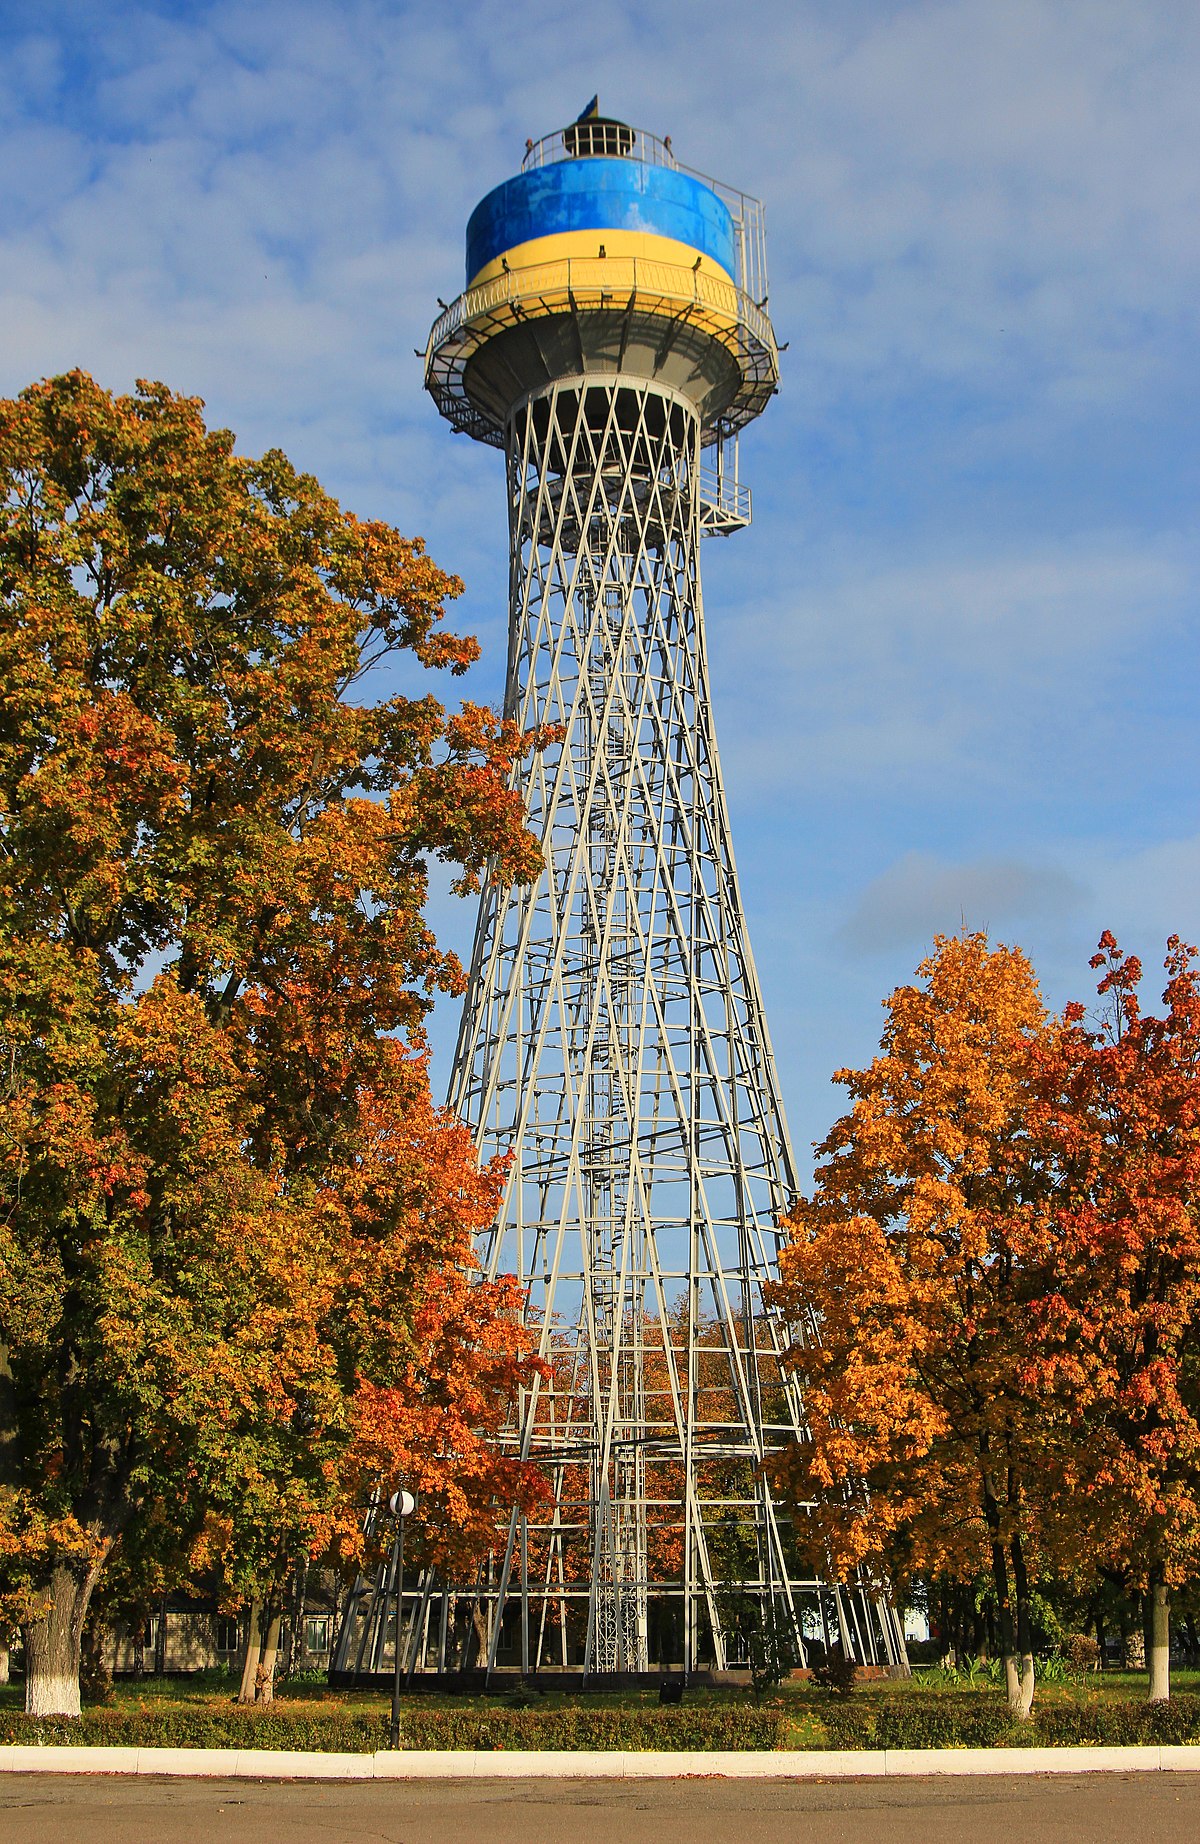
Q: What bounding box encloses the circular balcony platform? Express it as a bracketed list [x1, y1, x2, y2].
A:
[424, 254, 779, 447]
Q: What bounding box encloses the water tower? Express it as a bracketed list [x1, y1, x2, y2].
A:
[417, 103, 902, 1679]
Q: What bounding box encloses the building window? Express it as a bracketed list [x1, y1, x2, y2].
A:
[304, 1615, 331, 1655]
[215, 1618, 239, 1654]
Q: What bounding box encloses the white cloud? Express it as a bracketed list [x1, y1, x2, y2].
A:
[1, 0, 1195, 460]
[2, 0, 1197, 1142]
[839, 849, 1087, 952]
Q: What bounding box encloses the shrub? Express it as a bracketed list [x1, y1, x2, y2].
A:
[871, 1694, 1016, 1750]
[0, 1700, 789, 1753]
[1032, 1696, 1200, 1747]
[815, 1700, 879, 1748]
[1061, 1633, 1102, 1676]
[821, 1689, 1200, 1751]
[0, 1704, 388, 1753]
[810, 1651, 859, 1698]
[4, 1690, 1198, 1755]
[399, 1704, 788, 1751]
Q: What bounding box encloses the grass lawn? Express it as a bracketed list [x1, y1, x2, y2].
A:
[904, 1667, 1200, 1699]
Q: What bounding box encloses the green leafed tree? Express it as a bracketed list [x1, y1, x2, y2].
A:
[0, 371, 549, 1715]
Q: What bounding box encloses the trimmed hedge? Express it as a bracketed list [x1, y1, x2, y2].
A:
[3, 1692, 1198, 1753]
[819, 1691, 1200, 1751]
[821, 1695, 1015, 1750]
[0, 1701, 787, 1753]
[402, 1705, 787, 1751]
[1031, 1695, 1200, 1747]
[0, 1704, 388, 1753]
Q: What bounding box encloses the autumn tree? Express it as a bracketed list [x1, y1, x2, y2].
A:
[0, 371, 548, 1715]
[770, 933, 1073, 1718]
[1027, 934, 1200, 1703]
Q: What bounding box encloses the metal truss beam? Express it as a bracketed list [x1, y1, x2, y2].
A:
[380, 375, 906, 1681]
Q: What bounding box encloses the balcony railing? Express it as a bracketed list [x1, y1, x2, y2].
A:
[424, 256, 779, 452]
[428, 254, 774, 368]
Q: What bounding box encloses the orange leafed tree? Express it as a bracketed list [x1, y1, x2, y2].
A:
[769, 933, 1080, 1717]
[0, 372, 548, 1714]
[1025, 934, 1200, 1703]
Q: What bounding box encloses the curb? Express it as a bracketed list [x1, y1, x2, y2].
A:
[0, 1744, 1198, 1779]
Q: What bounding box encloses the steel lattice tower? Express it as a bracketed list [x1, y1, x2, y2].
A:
[362, 104, 906, 1682]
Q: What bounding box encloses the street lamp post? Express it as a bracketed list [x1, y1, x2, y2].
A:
[388, 1490, 416, 1750]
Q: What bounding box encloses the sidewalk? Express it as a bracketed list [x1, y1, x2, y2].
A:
[1, 1742, 1198, 1778]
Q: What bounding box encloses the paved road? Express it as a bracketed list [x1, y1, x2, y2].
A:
[3, 1773, 1200, 1844]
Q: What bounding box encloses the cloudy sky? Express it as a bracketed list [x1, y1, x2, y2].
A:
[3, 0, 1197, 1172]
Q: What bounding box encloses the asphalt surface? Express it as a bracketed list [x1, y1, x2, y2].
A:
[2, 1773, 1200, 1844]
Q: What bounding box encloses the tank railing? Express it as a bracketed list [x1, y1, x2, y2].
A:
[523, 125, 679, 172]
[520, 124, 769, 305]
[427, 253, 776, 364]
[724, 196, 768, 313]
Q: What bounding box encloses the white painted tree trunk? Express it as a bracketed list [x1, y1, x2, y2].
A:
[1004, 1654, 1019, 1705]
[1148, 1582, 1171, 1704]
[1003, 1652, 1035, 1718]
[238, 1602, 263, 1705]
[1015, 1653, 1035, 1720]
[0, 1638, 9, 1684]
[24, 1565, 96, 1717]
[256, 1610, 282, 1705]
[237, 1602, 281, 1704]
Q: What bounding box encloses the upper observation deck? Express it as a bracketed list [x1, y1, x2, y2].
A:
[423, 105, 780, 451]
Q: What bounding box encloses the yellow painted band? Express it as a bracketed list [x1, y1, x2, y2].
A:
[451, 255, 748, 352]
[468, 227, 732, 290]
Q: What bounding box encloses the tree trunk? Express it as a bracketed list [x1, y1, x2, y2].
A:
[153, 1597, 166, 1675]
[0, 1638, 9, 1684]
[238, 1601, 263, 1704]
[1147, 1579, 1171, 1704]
[238, 1601, 282, 1704]
[23, 1563, 99, 1717]
[1003, 1653, 1020, 1704]
[1010, 1533, 1035, 1721]
[284, 1554, 309, 1680]
[79, 1613, 113, 1704]
[981, 1476, 1022, 1716]
[470, 1600, 491, 1669]
[256, 1609, 282, 1704]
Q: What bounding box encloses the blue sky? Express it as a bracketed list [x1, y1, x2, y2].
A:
[3, 0, 1197, 1175]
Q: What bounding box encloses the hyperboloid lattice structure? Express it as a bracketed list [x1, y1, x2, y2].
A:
[339, 104, 905, 1683]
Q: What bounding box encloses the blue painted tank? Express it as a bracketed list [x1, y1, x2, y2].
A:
[465, 159, 737, 286]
